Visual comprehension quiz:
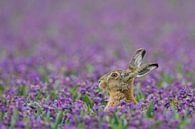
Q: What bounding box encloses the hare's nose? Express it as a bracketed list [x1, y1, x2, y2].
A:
[98, 80, 101, 83]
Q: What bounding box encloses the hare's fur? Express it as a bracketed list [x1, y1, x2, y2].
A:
[98, 48, 158, 111]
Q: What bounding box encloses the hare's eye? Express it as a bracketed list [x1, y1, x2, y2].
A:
[111, 72, 118, 78]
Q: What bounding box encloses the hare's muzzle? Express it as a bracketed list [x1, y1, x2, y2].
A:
[98, 80, 107, 90]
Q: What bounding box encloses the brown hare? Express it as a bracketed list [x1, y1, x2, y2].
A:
[98, 48, 158, 111]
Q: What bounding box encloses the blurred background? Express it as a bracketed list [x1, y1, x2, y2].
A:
[0, 1, 195, 128]
[0, 0, 195, 78]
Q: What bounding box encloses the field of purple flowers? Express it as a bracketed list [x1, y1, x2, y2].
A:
[0, 0, 195, 129]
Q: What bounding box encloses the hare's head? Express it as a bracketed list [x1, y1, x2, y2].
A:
[98, 70, 123, 91]
[98, 48, 158, 92]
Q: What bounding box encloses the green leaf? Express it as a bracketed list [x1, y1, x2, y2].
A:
[53, 111, 63, 129]
[108, 113, 128, 129]
[38, 66, 49, 82]
[17, 85, 28, 96]
[186, 71, 195, 84]
[69, 87, 78, 101]
[170, 100, 177, 108]
[136, 83, 145, 102]
[9, 109, 19, 129]
[35, 90, 44, 101]
[174, 110, 180, 120]
[176, 63, 183, 73]
[0, 111, 4, 121]
[50, 90, 58, 100]
[44, 111, 51, 122]
[0, 86, 5, 96]
[30, 102, 43, 116]
[77, 122, 85, 129]
[178, 117, 189, 129]
[146, 102, 154, 118]
[85, 64, 94, 73]
[150, 120, 161, 129]
[157, 72, 173, 87]
[23, 116, 30, 129]
[161, 72, 173, 84]
[176, 63, 184, 79]
[83, 95, 93, 109]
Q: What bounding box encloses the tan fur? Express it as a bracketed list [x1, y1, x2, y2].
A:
[104, 91, 125, 110]
[104, 79, 137, 111]
[122, 79, 138, 104]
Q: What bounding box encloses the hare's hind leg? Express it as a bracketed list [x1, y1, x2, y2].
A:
[104, 91, 125, 111]
[124, 79, 138, 104]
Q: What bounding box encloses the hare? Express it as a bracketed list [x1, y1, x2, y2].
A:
[98, 48, 158, 111]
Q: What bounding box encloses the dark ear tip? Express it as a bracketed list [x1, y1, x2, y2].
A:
[136, 48, 146, 56]
[142, 49, 146, 56]
[149, 63, 159, 68]
[154, 64, 159, 68]
[137, 48, 146, 52]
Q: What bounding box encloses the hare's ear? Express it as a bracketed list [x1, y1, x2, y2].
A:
[136, 64, 158, 77]
[129, 48, 146, 68]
